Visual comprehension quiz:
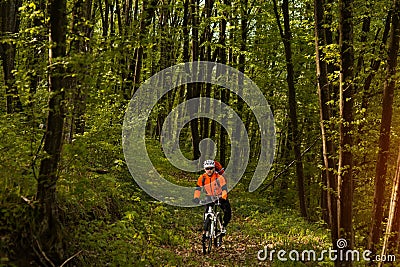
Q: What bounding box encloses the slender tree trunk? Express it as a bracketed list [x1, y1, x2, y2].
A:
[99, 0, 109, 37]
[132, 0, 157, 96]
[122, 0, 138, 100]
[360, 11, 390, 113]
[278, 123, 291, 203]
[27, 0, 46, 99]
[354, 2, 371, 76]
[123, 0, 133, 32]
[369, 0, 400, 255]
[358, 10, 391, 163]
[337, 0, 354, 265]
[64, 0, 93, 141]
[36, 0, 67, 263]
[0, 0, 23, 113]
[218, 0, 229, 167]
[273, 0, 307, 218]
[182, 0, 189, 66]
[232, 0, 248, 170]
[201, 0, 213, 142]
[156, 0, 171, 140]
[236, 0, 247, 114]
[187, 0, 200, 159]
[380, 145, 400, 267]
[324, 0, 340, 117]
[314, 0, 338, 241]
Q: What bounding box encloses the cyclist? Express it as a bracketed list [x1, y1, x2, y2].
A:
[193, 160, 232, 241]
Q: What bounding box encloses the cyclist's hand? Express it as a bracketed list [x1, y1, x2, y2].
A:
[193, 198, 200, 204]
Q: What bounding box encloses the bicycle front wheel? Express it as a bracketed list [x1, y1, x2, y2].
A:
[203, 217, 213, 254]
[214, 212, 223, 247]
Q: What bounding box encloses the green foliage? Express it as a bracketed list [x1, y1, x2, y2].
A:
[2, 0, 400, 264]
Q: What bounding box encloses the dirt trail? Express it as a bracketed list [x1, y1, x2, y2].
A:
[174, 225, 272, 266]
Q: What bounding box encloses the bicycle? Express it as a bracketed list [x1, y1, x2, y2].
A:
[200, 196, 225, 255]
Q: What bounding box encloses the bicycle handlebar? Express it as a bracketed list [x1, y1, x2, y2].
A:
[199, 196, 221, 205]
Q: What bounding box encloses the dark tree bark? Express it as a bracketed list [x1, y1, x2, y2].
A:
[368, 0, 400, 255]
[26, 0, 46, 103]
[201, 0, 213, 142]
[314, 0, 338, 243]
[231, 0, 248, 171]
[218, 0, 229, 167]
[236, 0, 247, 116]
[182, 0, 190, 64]
[131, 0, 158, 96]
[337, 0, 355, 265]
[36, 0, 67, 263]
[0, 0, 23, 113]
[156, 0, 171, 138]
[273, 0, 307, 218]
[324, 0, 340, 117]
[278, 123, 291, 203]
[357, 11, 391, 168]
[360, 11, 391, 115]
[64, 0, 93, 141]
[123, 0, 133, 33]
[121, 0, 139, 100]
[353, 2, 371, 76]
[187, 0, 201, 160]
[99, 0, 110, 37]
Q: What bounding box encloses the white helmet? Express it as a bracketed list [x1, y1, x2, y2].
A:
[203, 160, 215, 169]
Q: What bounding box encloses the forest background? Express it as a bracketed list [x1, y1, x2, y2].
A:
[2, 0, 400, 266]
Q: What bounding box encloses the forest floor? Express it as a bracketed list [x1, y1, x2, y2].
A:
[57, 140, 343, 266]
[1, 137, 339, 267]
[66, 179, 335, 266]
[0, 137, 350, 267]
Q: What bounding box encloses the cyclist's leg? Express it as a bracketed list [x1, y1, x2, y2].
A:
[220, 199, 232, 227]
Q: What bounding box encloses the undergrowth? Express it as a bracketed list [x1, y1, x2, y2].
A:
[0, 118, 335, 266]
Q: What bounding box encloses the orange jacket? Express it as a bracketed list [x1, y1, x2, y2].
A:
[194, 172, 228, 200]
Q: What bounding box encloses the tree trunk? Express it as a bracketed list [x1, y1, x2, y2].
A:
[122, 0, 139, 100]
[360, 11, 390, 113]
[353, 2, 371, 76]
[369, 0, 400, 255]
[314, 0, 338, 246]
[99, 0, 109, 37]
[273, 0, 307, 218]
[325, 0, 340, 117]
[0, 0, 23, 113]
[218, 0, 230, 167]
[187, 0, 200, 160]
[65, 0, 93, 141]
[131, 0, 157, 96]
[278, 123, 291, 204]
[36, 0, 67, 264]
[380, 144, 400, 267]
[201, 0, 213, 143]
[182, 0, 189, 65]
[337, 0, 355, 265]
[236, 0, 247, 115]
[231, 0, 248, 171]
